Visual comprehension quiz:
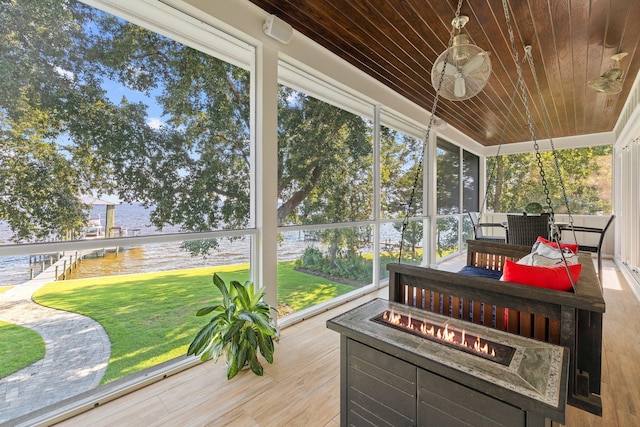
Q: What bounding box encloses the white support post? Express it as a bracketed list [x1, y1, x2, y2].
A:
[427, 129, 438, 268]
[254, 44, 279, 315]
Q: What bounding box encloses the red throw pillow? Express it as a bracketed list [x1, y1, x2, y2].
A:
[502, 259, 582, 292]
[535, 236, 579, 255]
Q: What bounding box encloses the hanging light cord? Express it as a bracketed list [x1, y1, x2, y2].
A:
[398, 0, 464, 263]
[479, 83, 520, 222]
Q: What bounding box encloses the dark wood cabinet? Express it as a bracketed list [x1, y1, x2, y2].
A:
[329, 299, 568, 427]
[344, 337, 543, 427]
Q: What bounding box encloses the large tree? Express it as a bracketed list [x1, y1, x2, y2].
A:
[277, 88, 374, 266]
[486, 146, 612, 215]
[1, 0, 99, 241]
[277, 88, 372, 226]
[0, 0, 377, 244]
[380, 126, 424, 218]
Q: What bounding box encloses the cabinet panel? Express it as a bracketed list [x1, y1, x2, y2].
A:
[346, 339, 416, 426]
[417, 369, 525, 427]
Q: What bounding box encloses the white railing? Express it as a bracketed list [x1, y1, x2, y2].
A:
[479, 213, 615, 257]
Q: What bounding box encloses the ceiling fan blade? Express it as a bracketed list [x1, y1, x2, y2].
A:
[454, 76, 466, 98]
[462, 53, 486, 75]
[589, 76, 623, 94]
[588, 77, 607, 92]
[435, 60, 458, 76]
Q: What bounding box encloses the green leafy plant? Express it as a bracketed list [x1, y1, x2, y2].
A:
[525, 202, 544, 214]
[187, 273, 279, 379]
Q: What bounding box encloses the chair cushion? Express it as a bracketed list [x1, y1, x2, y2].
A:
[502, 259, 582, 292]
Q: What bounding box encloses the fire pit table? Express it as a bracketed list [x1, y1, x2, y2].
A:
[327, 298, 568, 426]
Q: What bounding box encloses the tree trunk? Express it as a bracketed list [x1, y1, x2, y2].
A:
[277, 165, 323, 225]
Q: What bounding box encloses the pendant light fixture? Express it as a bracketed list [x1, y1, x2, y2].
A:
[431, 15, 492, 101]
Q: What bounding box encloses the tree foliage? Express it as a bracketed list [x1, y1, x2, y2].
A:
[1, 0, 95, 241]
[0, 0, 389, 245]
[485, 146, 612, 215]
[380, 126, 424, 218]
[277, 87, 372, 226]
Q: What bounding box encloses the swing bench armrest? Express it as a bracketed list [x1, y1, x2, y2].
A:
[468, 213, 508, 242]
[473, 222, 508, 242]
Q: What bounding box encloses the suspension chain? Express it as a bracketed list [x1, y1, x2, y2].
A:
[523, 46, 577, 243]
[399, 0, 464, 263]
[500, 0, 554, 219]
[501, 0, 575, 289]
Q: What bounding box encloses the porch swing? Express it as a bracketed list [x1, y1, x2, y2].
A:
[399, 0, 589, 290]
[389, 0, 606, 416]
[478, 41, 614, 286]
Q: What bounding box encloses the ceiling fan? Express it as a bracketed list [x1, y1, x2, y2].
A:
[588, 53, 628, 95]
[431, 15, 492, 101]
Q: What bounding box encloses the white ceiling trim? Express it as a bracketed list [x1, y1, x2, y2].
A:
[483, 132, 615, 156]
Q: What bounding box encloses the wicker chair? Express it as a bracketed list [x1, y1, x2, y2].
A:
[506, 213, 550, 246]
[468, 212, 508, 243]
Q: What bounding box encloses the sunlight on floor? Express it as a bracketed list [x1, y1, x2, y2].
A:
[602, 263, 622, 291]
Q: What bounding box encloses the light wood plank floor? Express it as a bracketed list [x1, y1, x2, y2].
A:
[55, 260, 639, 427]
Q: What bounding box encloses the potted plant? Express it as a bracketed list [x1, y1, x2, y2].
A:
[524, 202, 544, 214]
[187, 273, 279, 379]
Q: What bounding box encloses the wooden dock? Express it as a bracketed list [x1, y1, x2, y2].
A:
[29, 247, 120, 282]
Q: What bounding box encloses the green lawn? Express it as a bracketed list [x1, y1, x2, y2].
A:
[0, 287, 45, 378]
[0, 320, 46, 378]
[30, 261, 355, 384]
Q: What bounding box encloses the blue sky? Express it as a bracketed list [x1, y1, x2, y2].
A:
[103, 77, 166, 129]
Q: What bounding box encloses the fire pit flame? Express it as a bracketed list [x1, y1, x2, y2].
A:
[381, 309, 500, 360]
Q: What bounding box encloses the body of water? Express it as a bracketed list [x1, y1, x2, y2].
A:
[1, 203, 314, 286]
[0, 203, 252, 286]
[1, 203, 405, 287]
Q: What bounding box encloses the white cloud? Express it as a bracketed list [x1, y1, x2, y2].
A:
[147, 118, 165, 129]
[54, 66, 74, 81]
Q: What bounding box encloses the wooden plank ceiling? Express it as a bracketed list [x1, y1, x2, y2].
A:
[248, 0, 640, 146]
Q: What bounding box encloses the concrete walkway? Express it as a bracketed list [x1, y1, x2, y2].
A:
[0, 257, 111, 424]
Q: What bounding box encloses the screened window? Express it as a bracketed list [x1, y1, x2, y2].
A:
[277, 86, 373, 226]
[0, 0, 253, 244]
[379, 111, 425, 218]
[463, 150, 480, 213]
[436, 139, 479, 259]
[436, 138, 460, 214]
[274, 80, 374, 315]
[0, 0, 255, 423]
[485, 146, 612, 214]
